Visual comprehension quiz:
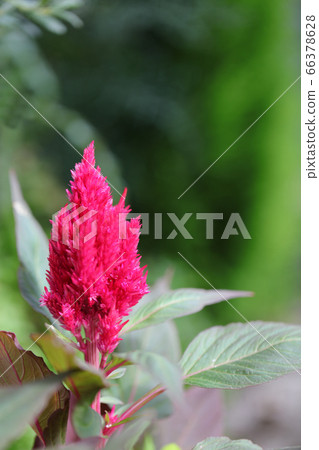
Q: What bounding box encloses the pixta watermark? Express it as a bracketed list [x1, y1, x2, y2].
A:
[119, 212, 251, 240]
[52, 203, 98, 249]
[52, 205, 251, 248]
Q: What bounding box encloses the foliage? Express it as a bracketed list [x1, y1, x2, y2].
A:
[37, 0, 300, 323]
[0, 0, 300, 353]
[0, 1, 300, 448]
[0, 0, 83, 35]
[0, 172, 300, 449]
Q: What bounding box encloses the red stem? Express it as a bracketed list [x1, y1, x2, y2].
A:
[34, 419, 45, 445]
[85, 329, 101, 414]
[105, 360, 127, 377]
[119, 385, 165, 422]
[100, 353, 107, 370]
[66, 392, 79, 444]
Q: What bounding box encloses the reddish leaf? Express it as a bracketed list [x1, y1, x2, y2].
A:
[42, 405, 69, 446]
[32, 331, 108, 399]
[0, 331, 69, 444]
[0, 331, 51, 385]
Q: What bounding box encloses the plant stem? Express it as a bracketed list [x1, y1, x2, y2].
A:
[119, 385, 165, 422]
[85, 328, 101, 414]
[66, 392, 79, 444]
[34, 419, 45, 445]
[100, 353, 107, 370]
[105, 360, 127, 377]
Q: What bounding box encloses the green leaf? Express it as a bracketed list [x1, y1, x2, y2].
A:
[115, 321, 181, 419]
[120, 321, 181, 363]
[0, 377, 66, 448]
[107, 367, 127, 379]
[131, 270, 174, 313]
[52, 0, 84, 10]
[162, 445, 182, 450]
[122, 289, 253, 334]
[100, 391, 124, 405]
[143, 433, 156, 450]
[44, 321, 74, 344]
[0, 331, 69, 443]
[72, 402, 103, 439]
[181, 322, 300, 389]
[30, 13, 67, 34]
[192, 436, 262, 449]
[119, 350, 183, 403]
[106, 417, 150, 450]
[9, 171, 51, 321]
[7, 428, 36, 450]
[32, 332, 107, 399]
[53, 10, 83, 28]
[105, 354, 133, 373]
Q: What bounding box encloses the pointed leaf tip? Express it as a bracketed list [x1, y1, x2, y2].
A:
[181, 321, 301, 389]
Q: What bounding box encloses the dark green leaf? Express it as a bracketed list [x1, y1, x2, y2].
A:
[181, 322, 300, 389]
[122, 289, 253, 334]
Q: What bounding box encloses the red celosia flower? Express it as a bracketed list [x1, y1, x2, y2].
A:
[41, 141, 148, 357]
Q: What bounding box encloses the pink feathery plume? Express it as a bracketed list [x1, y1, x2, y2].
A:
[41, 141, 148, 357]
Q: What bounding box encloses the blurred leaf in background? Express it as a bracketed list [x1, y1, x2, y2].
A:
[0, 0, 123, 346]
[0, 0, 300, 350]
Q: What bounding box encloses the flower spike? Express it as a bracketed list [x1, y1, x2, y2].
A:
[41, 141, 148, 357]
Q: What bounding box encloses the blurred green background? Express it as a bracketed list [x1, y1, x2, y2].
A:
[0, 0, 300, 352]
